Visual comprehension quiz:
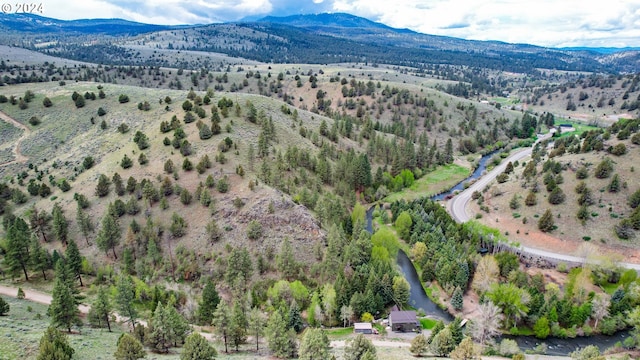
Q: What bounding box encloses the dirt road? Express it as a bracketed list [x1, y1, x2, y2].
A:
[446, 134, 640, 271]
[0, 110, 30, 166]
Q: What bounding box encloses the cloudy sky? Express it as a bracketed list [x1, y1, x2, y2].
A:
[41, 0, 640, 48]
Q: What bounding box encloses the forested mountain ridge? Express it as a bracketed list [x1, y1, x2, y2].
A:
[0, 13, 181, 35]
[1, 12, 639, 73]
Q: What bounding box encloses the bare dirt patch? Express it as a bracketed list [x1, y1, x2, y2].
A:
[0, 110, 30, 166]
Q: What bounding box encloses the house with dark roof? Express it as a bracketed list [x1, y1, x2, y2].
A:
[389, 310, 419, 332]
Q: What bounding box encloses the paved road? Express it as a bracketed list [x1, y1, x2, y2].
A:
[446, 135, 640, 271]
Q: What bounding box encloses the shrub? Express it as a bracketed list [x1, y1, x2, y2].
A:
[118, 94, 129, 103]
[538, 209, 555, 232]
[29, 116, 41, 126]
[629, 189, 640, 209]
[120, 155, 133, 169]
[548, 187, 566, 205]
[216, 176, 229, 193]
[576, 166, 589, 179]
[609, 143, 627, 156]
[0, 296, 9, 315]
[246, 220, 263, 240]
[594, 158, 613, 179]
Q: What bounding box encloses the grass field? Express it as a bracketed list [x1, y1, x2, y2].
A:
[383, 164, 471, 203]
[0, 297, 132, 360]
[552, 118, 600, 137]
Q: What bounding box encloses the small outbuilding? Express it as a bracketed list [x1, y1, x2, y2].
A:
[389, 310, 420, 332]
[354, 322, 373, 334]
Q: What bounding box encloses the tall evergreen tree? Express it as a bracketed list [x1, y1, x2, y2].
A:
[276, 238, 297, 280]
[248, 307, 266, 351]
[267, 309, 297, 358]
[29, 205, 51, 242]
[51, 203, 68, 245]
[115, 275, 137, 330]
[197, 278, 220, 325]
[148, 302, 172, 353]
[76, 205, 94, 246]
[114, 333, 146, 360]
[37, 327, 74, 360]
[165, 301, 190, 347]
[49, 262, 81, 333]
[229, 301, 247, 351]
[299, 328, 330, 360]
[64, 239, 83, 287]
[96, 212, 120, 259]
[444, 138, 454, 164]
[6, 217, 31, 281]
[212, 300, 231, 353]
[88, 286, 113, 331]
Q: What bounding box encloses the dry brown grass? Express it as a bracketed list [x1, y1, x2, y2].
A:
[470, 135, 640, 261]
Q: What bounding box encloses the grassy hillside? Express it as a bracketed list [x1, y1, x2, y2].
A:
[472, 120, 640, 256]
[0, 81, 332, 282]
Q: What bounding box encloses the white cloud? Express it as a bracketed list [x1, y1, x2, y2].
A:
[331, 0, 640, 47]
[37, 0, 640, 47]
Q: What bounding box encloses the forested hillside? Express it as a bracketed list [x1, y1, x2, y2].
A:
[1, 12, 640, 360]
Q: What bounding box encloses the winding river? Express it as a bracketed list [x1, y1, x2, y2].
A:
[365, 149, 632, 355]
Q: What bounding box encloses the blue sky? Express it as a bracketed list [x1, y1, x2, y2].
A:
[42, 0, 640, 48]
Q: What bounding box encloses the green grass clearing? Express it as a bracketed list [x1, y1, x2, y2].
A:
[383, 163, 470, 203]
[600, 282, 620, 295]
[419, 318, 437, 330]
[552, 118, 600, 138]
[326, 327, 354, 338]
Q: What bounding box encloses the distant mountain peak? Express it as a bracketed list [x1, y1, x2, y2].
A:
[257, 12, 414, 33]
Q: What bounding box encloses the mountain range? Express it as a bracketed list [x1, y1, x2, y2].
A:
[1, 12, 639, 73]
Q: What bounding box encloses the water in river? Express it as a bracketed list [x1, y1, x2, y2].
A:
[365, 150, 632, 355]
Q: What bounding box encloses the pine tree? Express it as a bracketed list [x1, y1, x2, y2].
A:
[449, 337, 479, 360]
[0, 296, 9, 315]
[76, 206, 94, 246]
[451, 287, 464, 311]
[344, 333, 377, 360]
[276, 238, 297, 280]
[37, 327, 74, 360]
[65, 240, 83, 287]
[538, 209, 555, 232]
[49, 262, 81, 333]
[197, 278, 220, 325]
[608, 174, 621, 193]
[288, 300, 304, 333]
[115, 275, 138, 330]
[96, 212, 120, 259]
[114, 333, 146, 360]
[299, 328, 330, 360]
[165, 302, 190, 347]
[213, 300, 231, 353]
[430, 327, 455, 356]
[267, 309, 296, 358]
[29, 205, 51, 242]
[181, 333, 217, 360]
[88, 286, 113, 331]
[409, 334, 428, 356]
[148, 303, 172, 353]
[50, 203, 68, 245]
[229, 301, 247, 351]
[248, 307, 266, 351]
[6, 217, 31, 281]
[95, 174, 110, 197]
